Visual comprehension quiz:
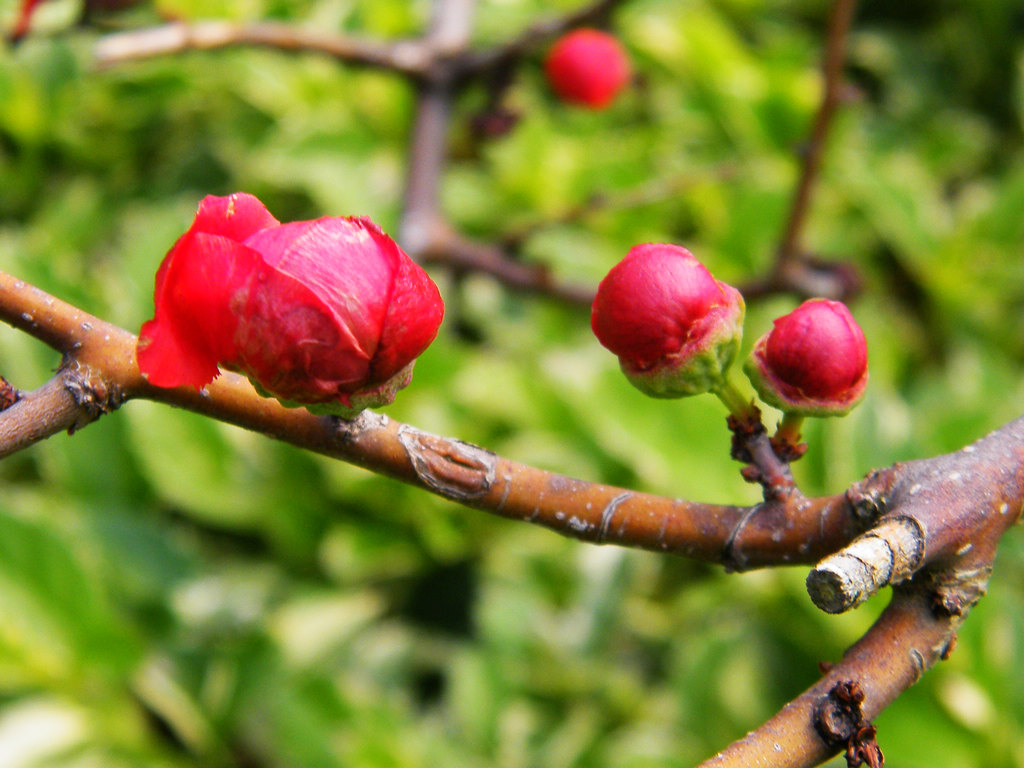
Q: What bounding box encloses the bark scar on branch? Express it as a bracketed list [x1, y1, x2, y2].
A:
[62, 359, 126, 433]
[397, 424, 497, 501]
[596, 491, 634, 543]
[813, 680, 883, 768]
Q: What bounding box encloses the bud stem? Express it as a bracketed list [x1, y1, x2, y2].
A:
[714, 375, 758, 422]
[776, 413, 805, 444]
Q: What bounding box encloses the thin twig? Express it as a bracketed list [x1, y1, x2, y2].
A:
[421, 228, 596, 306]
[499, 166, 737, 249]
[0, 376, 83, 454]
[89, 4, 614, 309]
[93, 21, 432, 77]
[458, 0, 629, 78]
[776, 0, 858, 264]
[738, 0, 860, 303]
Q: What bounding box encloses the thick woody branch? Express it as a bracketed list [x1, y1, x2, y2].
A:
[699, 584, 958, 768]
[808, 516, 922, 612]
[2, 275, 1023, 768]
[93, 21, 431, 77]
[0, 270, 856, 568]
[807, 422, 1024, 613]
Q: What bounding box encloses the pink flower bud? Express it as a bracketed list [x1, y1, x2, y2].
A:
[544, 28, 630, 110]
[591, 244, 745, 398]
[137, 193, 444, 416]
[745, 299, 868, 417]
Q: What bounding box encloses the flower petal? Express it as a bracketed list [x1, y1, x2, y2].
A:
[138, 232, 265, 388]
[147, 194, 279, 345]
[192, 193, 280, 241]
[244, 217, 397, 361]
[234, 264, 375, 403]
[372, 248, 445, 383]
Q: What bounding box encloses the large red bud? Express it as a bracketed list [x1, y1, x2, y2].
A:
[137, 193, 444, 416]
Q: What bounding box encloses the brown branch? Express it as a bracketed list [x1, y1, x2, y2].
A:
[703, 418, 1024, 766]
[808, 421, 1024, 613]
[736, 255, 863, 304]
[399, 0, 596, 308]
[776, 0, 858, 264]
[81, 3, 856, 311]
[399, 0, 476, 255]
[421, 227, 597, 306]
[728, 410, 802, 501]
[93, 21, 432, 77]
[0, 269, 857, 569]
[87, 5, 609, 309]
[698, 585, 957, 768]
[0, 376, 85, 454]
[400, 89, 453, 256]
[737, 0, 861, 303]
[2, 273, 1023, 768]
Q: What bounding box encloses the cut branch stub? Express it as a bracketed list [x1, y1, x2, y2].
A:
[806, 516, 923, 613]
[806, 419, 1024, 614]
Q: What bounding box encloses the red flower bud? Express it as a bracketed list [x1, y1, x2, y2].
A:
[745, 299, 868, 417]
[544, 28, 630, 109]
[591, 244, 745, 398]
[137, 193, 444, 415]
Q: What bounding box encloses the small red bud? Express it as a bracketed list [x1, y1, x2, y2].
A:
[544, 28, 630, 110]
[745, 299, 868, 417]
[137, 193, 445, 416]
[591, 244, 745, 398]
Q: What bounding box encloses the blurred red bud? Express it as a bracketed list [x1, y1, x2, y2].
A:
[544, 28, 630, 109]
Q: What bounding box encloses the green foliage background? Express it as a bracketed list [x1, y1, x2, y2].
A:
[1, 0, 1024, 765]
